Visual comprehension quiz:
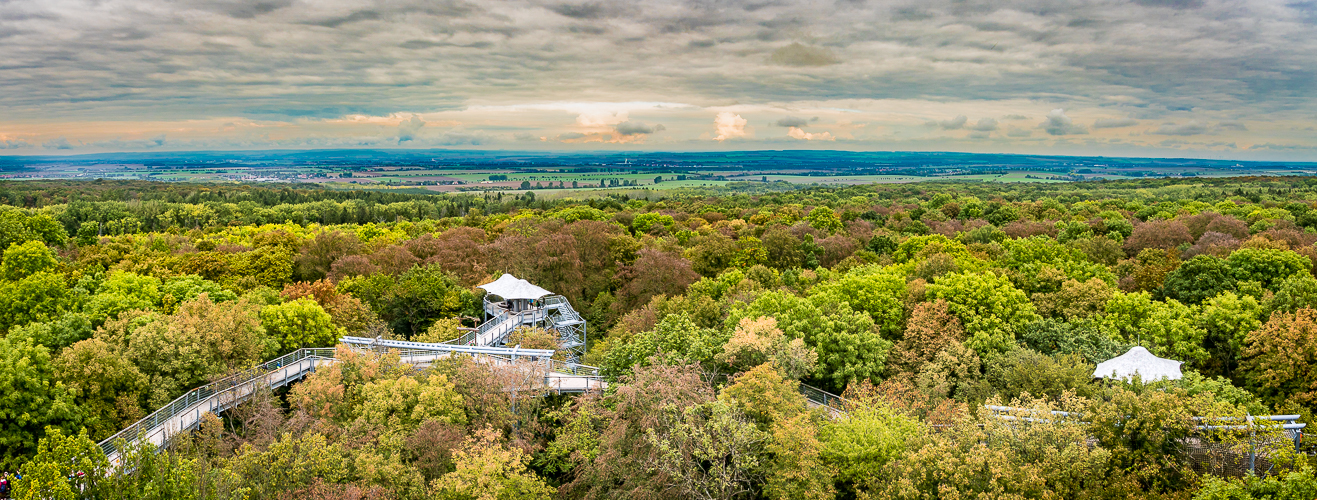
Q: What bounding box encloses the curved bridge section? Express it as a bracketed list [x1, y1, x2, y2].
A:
[98, 340, 605, 468]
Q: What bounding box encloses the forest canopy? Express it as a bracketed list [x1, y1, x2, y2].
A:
[2, 176, 1317, 500]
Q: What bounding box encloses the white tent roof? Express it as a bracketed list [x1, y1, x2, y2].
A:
[1093, 346, 1183, 382]
[478, 274, 553, 300]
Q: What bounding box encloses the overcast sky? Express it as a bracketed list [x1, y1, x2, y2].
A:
[1, 0, 1314, 159]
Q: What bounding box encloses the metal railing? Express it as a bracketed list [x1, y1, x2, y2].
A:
[799, 383, 848, 413]
[98, 347, 337, 459]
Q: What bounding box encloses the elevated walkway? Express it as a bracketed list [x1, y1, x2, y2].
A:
[98, 340, 604, 468]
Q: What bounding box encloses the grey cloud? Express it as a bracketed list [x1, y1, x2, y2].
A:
[398, 116, 425, 143]
[769, 43, 839, 66]
[43, 137, 74, 149]
[1292, 1, 1317, 24]
[615, 121, 665, 135]
[1093, 118, 1138, 129]
[550, 3, 607, 19]
[1216, 121, 1248, 131]
[968, 131, 991, 139]
[306, 10, 382, 28]
[927, 115, 967, 130]
[556, 132, 587, 140]
[513, 132, 538, 141]
[775, 116, 817, 127]
[1003, 115, 1028, 120]
[1006, 128, 1033, 137]
[1133, 0, 1204, 9]
[1041, 109, 1087, 135]
[194, 0, 294, 19]
[1152, 121, 1208, 136]
[0, 139, 32, 149]
[891, 7, 935, 21]
[966, 118, 998, 131]
[434, 130, 491, 145]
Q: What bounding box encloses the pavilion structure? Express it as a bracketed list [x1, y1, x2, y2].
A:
[1092, 346, 1184, 382]
[444, 274, 588, 363]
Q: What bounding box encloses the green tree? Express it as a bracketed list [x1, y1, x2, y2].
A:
[1226, 247, 1310, 290]
[159, 274, 236, 312]
[726, 292, 891, 390]
[819, 401, 920, 493]
[0, 336, 82, 460]
[340, 263, 477, 338]
[927, 271, 1039, 356]
[1262, 272, 1317, 315]
[5, 312, 93, 352]
[261, 297, 340, 351]
[1197, 291, 1263, 379]
[0, 272, 74, 333]
[807, 207, 843, 233]
[14, 427, 107, 500]
[601, 313, 727, 378]
[807, 270, 905, 337]
[1, 240, 59, 281]
[1103, 291, 1209, 365]
[644, 401, 768, 500]
[1161, 255, 1237, 305]
[356, 373, 467, 434]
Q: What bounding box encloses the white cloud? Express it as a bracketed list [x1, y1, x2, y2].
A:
[713, 112, 748, 142]
[787, 127, 835, 141]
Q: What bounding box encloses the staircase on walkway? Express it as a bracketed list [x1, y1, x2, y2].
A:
[446, 294, 588, 363]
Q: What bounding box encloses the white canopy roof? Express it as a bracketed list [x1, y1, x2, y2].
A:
[1093, 346, 1183, 382]
[478, 274, 552, 300]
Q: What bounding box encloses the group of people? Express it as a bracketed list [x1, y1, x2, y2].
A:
[0, 472, 14, 499]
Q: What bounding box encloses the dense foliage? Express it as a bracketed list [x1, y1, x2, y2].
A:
[2, 177, 1317, 498]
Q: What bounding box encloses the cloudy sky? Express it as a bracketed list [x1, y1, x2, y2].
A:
[1, 0, 1315, 159]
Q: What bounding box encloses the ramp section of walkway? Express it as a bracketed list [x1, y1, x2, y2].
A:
[100, 341, 606, 468]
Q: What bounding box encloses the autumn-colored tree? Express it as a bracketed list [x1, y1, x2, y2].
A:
[718, 362, 808, 428]
[54, 338, 149, 440]
[613, 249, 700, 312]
[294, 230, 363, 281]
[409, 227, 488, 286]
[355, 373, 466, 434]
[890, 299, 965, 374]
[716, 316, 817, 380]
[1242, 308, 1317, 411]
[1124, 219, 1194, 256]
[765, 413, 836, 500]
[1032, 277, 1115, 319]
[429, 427, 555, 500]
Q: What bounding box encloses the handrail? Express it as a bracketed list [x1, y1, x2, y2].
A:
[98, 347, 336, 458]
[798, 383, 848, 413]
